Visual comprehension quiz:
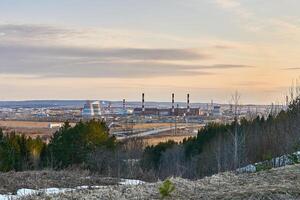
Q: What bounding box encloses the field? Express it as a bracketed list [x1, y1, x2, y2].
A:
[143, 134, 196, 146]
[0, 120, 60, 140]
[0, 120, 200, 146]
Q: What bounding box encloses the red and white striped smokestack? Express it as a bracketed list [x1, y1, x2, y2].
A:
[172, 93, 175, 114]
[142, 93, 145, 113]
[187, 93, 190, 113]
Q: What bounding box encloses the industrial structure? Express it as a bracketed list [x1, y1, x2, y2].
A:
[82, 100, 101, 117]
[133, 93, 201, 116]
[80, 93, 224, 118]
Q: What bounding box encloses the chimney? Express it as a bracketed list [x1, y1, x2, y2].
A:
[142, 93, 145, 113]
[123, 99, 126, 111]
[172, 93, 175, 114]
[187, 94, 190, 113]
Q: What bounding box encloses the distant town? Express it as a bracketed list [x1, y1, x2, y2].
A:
[0, 93, 285, 144]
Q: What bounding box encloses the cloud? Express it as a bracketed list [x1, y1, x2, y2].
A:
[0, 24, 254, 79]
[213, 0, 300, 40]
[282, 67, 300, 71]
[203, 64, 254, 69]
[214, 0, 240, 9]
[0, 44, 253, 78]
[0, 43, 208, 61]
[214, 0, 252, 18]
[0, 24, 73, 37]
[0, 42, 211, 78]
[213, 45, 234, 49]
[234, 81, 270, 87]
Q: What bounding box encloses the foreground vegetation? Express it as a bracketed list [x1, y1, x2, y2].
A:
[19, 164, 300, 200]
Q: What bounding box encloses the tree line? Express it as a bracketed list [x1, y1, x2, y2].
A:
[141, 97, 300, 179]
[0, 120, 116, 172]
[0, 120, 149, 180]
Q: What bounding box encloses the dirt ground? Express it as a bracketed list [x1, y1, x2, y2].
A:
[13, 164, 300, 199]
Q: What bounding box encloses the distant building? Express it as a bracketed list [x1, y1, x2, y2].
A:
[133, 108, 159, 115]
[212, 105, 222, 116]
[48, 123, 63, 129]
[82, 101, 101, 117]
[158, 109, 170, 116]
[133, 107, 200, 116]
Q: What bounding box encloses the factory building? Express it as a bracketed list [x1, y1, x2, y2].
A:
[82, 100, 101, 117]
[212, 105, 222, 116]
[133, 107, 200, 116]
[133, 107, 159, 115]
[133, 93, 200, 116]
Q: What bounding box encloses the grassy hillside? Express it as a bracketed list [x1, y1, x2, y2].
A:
[18, 164, 300, 200]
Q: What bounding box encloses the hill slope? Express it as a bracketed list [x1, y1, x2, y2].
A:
[20, 164, 300, 200]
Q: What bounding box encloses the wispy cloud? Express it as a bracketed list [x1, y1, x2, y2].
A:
[214, 0, 252, 18]
[0, 24, 75, 38]
[0, 23, 257, 79]
[0, 42, 253, 78]
[282, 67, 300, 71]
[215, 0, 240, 9]
[0, 44, 208, 61]
[213, 0, 300, 40]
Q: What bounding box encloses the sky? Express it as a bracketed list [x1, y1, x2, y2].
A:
[1, 0, 300, 104]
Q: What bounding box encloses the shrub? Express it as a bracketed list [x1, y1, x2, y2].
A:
[159, 179, 175, 199]
[288, 154, 299, 164]
[255, 162, 272, 172]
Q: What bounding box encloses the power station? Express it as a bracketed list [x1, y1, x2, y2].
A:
[133, 93, 200, 116]
[81, 93, 224, 118]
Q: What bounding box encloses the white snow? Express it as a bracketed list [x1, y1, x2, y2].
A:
[43, 188, 70, 194]
[119, 179, 145, 185]
[76, 186, 89, 189]
[0, 179, 145, 199]
[236, 164, 256, 173]
[0, 187, 72, 199]
[0, 194, 17, 200]
[17, 188, 37, 196]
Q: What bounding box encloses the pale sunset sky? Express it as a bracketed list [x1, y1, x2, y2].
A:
[1, 0, 300, 104]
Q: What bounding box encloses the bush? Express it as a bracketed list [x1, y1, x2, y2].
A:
[159, 179, 175, 199]
[255, 162, 272, 172]
[288, 154, 299, 164]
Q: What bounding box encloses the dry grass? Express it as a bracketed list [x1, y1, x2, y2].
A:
[0, 169, 118, 194]
[20, 164, 300, 200]
[143, 135, 195, 146]
[0, 121, 52, 128]
[0, 120, 78, 140]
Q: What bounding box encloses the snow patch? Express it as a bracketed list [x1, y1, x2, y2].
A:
[0, 179, 145, 199]
[17, 188, 37, 196]
[236, 164, 256, 173]
[0, 194, 17, 200]
[119, 179, 145, 185]
[0, 187, 73, 199]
